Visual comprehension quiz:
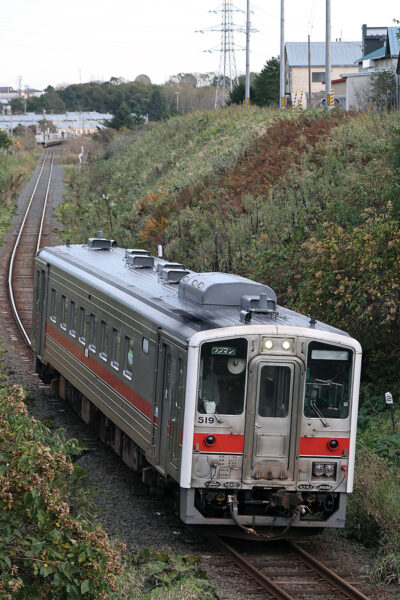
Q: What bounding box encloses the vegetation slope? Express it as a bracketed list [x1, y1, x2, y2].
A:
[61, 107, 400, 381]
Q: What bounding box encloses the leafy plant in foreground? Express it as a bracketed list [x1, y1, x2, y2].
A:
[0, 385, 124, 599]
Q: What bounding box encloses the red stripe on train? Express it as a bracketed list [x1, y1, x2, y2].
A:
[46, 323, 152, 419]
[193, 433, 244, 454]
[299, 436, 349, 456]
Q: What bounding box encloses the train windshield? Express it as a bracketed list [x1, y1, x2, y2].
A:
[304, 341, 352, 419]
[197, 338, 248, 415]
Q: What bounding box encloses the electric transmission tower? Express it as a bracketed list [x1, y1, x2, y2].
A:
[198, 1, 244, 108]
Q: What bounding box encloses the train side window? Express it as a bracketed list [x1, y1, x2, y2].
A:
[50, 289, 57, 323]
[123, 337, 134, 380]
[111, 328, 120, 370]
[100, 321, 108, 361]
[142, 337, 149, 355]
[69, 301, 76, 337]
[79, 307, 86, 344]
[89, 313, 97, 353]
[61, 295, 68, 330]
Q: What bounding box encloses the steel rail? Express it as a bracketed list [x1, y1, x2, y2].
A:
[7, 149, 53, 347]
[36, 150, 55, 255]
[288, 540, 371, 600]
[204, 534, 295, 600]
[206, 534, 372, 600]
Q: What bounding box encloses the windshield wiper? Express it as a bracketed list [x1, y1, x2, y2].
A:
[309, 399, 329, 428]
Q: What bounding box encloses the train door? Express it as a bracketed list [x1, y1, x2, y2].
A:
[169, 354, 185, 471]
[153, 337, 184, 474]
[242, 357, 302, 483]
[32, 266, 47, 357]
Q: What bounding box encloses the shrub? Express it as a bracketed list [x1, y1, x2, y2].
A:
[0, 385, 124, 599]
[346, 444, 400, 584]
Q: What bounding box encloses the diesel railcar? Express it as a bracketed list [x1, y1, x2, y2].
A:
[35, 132, 65, 147]
[32, 234, 361, 535]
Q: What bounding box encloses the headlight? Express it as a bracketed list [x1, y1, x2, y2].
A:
[313, 463, 325, 477]
[263, 339, 274, 350]
[281, 339, 292, 351]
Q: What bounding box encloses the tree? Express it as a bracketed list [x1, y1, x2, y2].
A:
[227, 82, 256, 105]
[0, 130, 12, 157]
[368, 71, 397, 111]
[26, 95, 50, 113]
[147, 88, 168, 121]
[253, 56, 280, 107]
[38, 118, 56, 133]
[105, 102, 136, 130]
[45, 88, 66, 113]
[10, 98, 25, 114]
[59, 85, 79, 110]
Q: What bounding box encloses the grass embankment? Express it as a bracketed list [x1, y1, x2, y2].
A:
[0, 382, 214, 599]
[59, 107, 400, 583]
[0, 136, 41, 244]
[58, 105, 280, 246]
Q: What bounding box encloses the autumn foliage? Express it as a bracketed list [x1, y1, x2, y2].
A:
[0, 385, 124, 599]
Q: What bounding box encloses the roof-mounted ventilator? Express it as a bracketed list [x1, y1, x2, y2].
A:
[125, 248, 154, 269]
[87, 231, 115, 251]
[240, 294, 278, 324]
[156, 261, 189, 284]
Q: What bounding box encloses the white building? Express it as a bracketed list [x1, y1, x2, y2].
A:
[0, 112, 112, 136]
[284, 41, 362, 108]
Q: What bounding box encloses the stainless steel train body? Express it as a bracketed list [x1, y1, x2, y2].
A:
[32, 238, 361, 533]
[35, 133, 65, 147]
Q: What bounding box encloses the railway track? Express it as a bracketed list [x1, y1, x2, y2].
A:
[206, 535, 371, 600]
[7, 148, 56, 346]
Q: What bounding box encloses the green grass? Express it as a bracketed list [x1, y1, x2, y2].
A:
[0, 137, 41, 244]
[59, 106, 280, 246]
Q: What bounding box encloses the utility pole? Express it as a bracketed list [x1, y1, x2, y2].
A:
[308, 34, 312, 109]
[325, 0, 331, 108]
[280, 0, 285, 109]
[245, 0, 250, 106]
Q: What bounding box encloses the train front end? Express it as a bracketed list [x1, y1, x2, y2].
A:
[180, 326, 361, 533]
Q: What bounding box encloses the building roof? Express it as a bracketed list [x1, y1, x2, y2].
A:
[358, 27, 400, 62]
[0, 112, 112, 132]
[286, 41, 362, 67]
[356, 44, 387, 62]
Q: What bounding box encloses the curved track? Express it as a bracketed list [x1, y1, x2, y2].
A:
[206, 535, 371, 600]
[7, 148, 56, 346]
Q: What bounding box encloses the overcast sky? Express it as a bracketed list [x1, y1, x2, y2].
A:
[1, 1, 399, 90]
